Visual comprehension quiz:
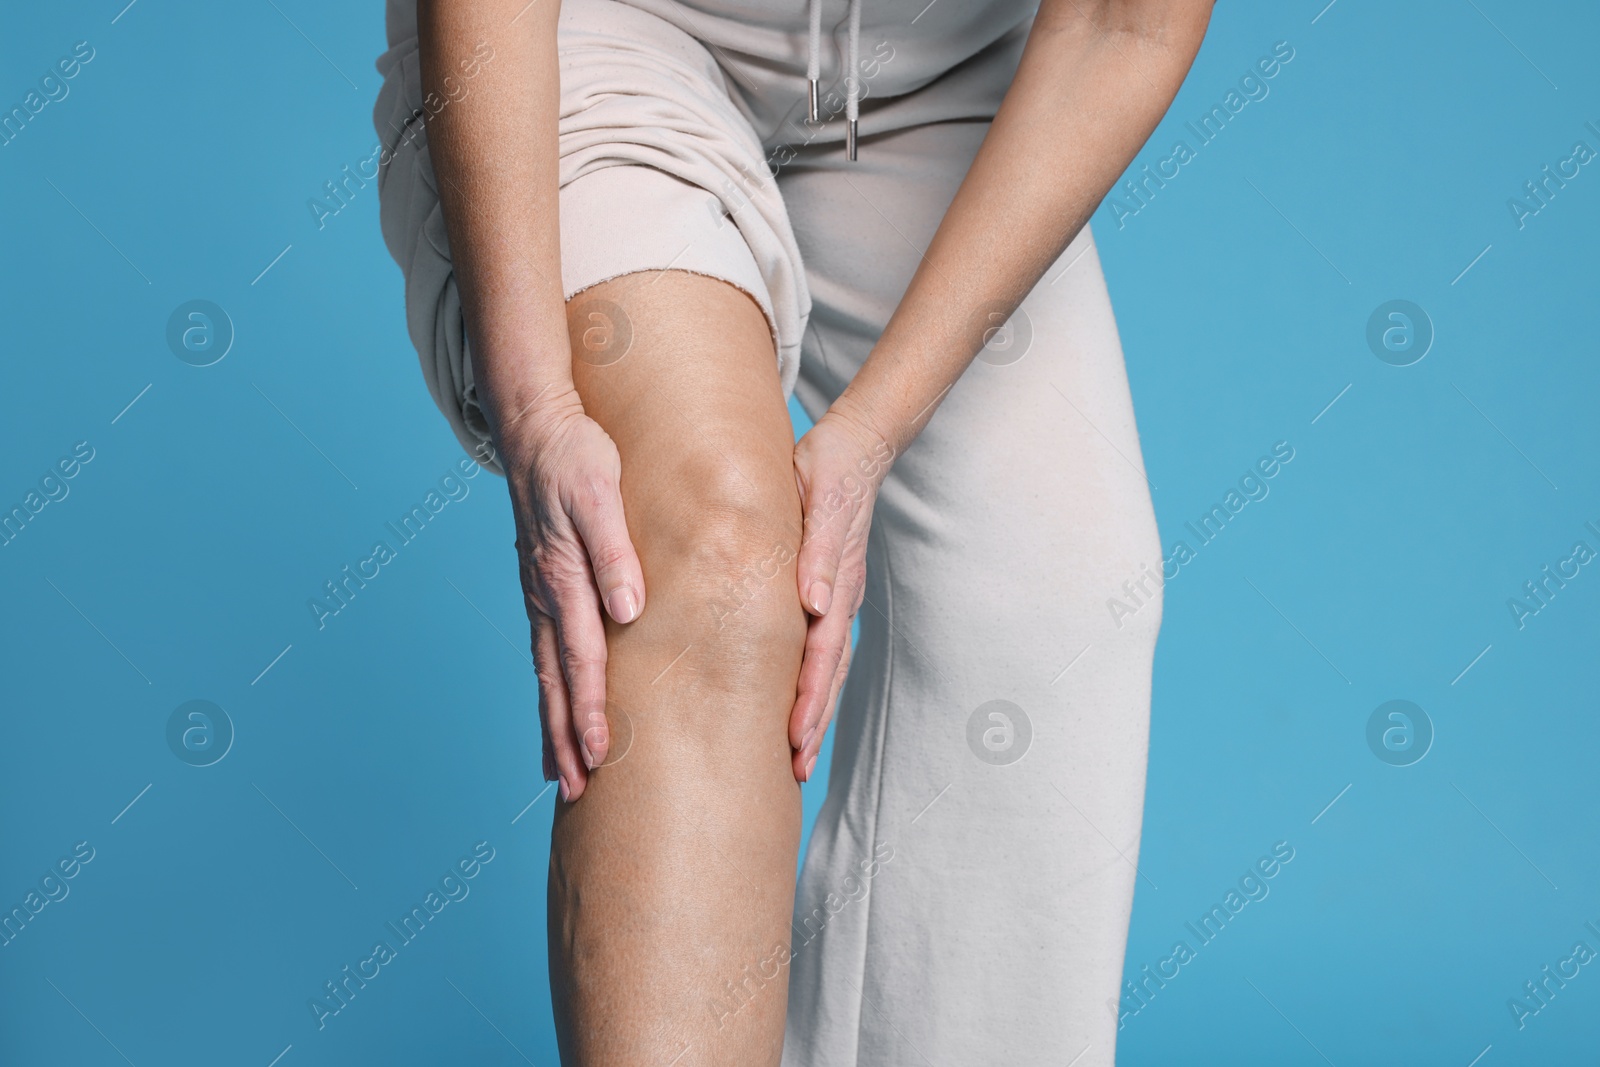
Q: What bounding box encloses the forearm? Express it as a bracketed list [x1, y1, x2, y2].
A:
[417, 0, 573, 459]
[833, 0, 1212, 453]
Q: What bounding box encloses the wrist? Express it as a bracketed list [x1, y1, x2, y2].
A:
[828, 387, 907, 465]
[483, 379, 586, 473]
[817, 398, 901, 486]
[465, 311, 579, 451]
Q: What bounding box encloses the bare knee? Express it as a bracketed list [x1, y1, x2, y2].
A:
[612, 447, 806, 744]
[683, 467, 804, 644]
[561, 269, 806, 760]
[647, 451, 804, 661]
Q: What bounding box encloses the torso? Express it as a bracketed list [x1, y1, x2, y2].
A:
[382, 0, 1037, 143]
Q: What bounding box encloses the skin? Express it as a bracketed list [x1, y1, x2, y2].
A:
[550, 271, 808, 1064]
[416, 0, 1211, 1062]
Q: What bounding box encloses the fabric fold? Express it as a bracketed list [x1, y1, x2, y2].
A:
[372, 0, 811, 474]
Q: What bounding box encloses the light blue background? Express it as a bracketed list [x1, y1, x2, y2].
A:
[2, 1, 1597, 1064]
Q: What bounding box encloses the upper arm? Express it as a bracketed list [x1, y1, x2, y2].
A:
[1032, 0, 1213, 49]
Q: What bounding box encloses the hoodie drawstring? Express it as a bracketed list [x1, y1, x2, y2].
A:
[806, 0, 861, 160]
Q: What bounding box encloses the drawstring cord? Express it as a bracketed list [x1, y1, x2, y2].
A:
[806, 0, 822, 123]
[806, 0, 861, 160]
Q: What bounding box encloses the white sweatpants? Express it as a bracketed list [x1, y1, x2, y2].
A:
[373, 2, 1163, 1062]
[779, 117, 1162, 1066]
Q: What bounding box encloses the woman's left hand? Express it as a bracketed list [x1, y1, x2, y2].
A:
[788, 406, 898, 782]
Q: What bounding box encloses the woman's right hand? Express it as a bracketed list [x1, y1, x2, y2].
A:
[495, 386, 645, 803]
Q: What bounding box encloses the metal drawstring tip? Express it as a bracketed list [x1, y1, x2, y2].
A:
[808, 78, 820, 124]
[847, 118, 858, 161]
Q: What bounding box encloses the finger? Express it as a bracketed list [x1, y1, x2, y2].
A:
[552, 579, 612, 777]
[796, 634, 852, 782]
[538, 679, 556, 783]
[795, 468, 861, 618]
[788, 596, 854, 751]
[534, 611, 585, 801]
[568, 466, 646, 625]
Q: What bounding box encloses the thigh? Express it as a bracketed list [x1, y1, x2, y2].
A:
[782, 118, 1162, 644]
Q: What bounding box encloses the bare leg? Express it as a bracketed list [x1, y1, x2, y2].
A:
[549, 270, 807, 1066]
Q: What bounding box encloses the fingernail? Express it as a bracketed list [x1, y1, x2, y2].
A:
[607, 586, 639, 624]
[558, 774, 571, 801]
[804, 752, 818, 781]
[807, 580, 832, 615]
[801, 726, 817, 752]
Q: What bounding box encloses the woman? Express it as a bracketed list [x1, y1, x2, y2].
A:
[373, 0, 1210, 1062]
